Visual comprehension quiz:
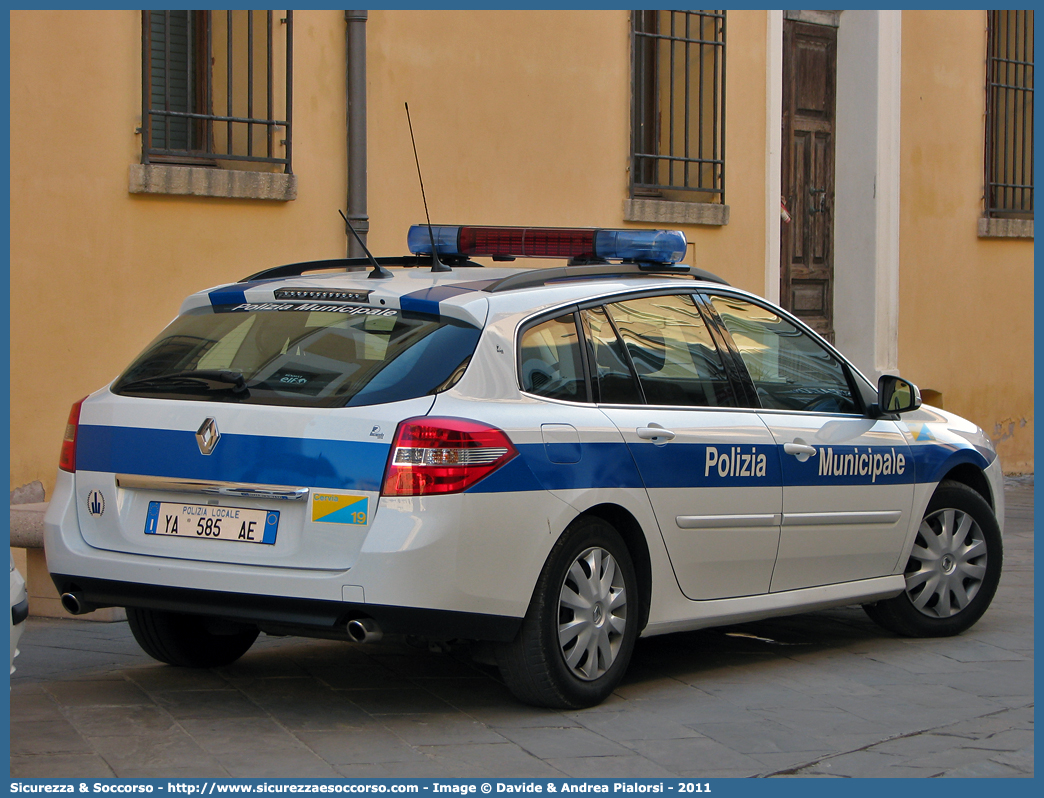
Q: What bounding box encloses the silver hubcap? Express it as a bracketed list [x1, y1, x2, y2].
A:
[558, 547, 627, 681]
[905, 507, 988, 618]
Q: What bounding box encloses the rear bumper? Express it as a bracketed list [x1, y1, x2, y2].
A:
[45, 468, 565, 628]
[50, 573, 521, 642]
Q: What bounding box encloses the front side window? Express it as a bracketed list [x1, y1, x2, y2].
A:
[113, 305, 479, 408]
[709, 294, 858, 414]
[631, 10, 726, 202]
[605, 294, 735, 407]
[143, 10, 293, 172]
[985, 10, 1033, 219]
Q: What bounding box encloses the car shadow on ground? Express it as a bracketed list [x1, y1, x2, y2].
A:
[216, 603, 896, 712]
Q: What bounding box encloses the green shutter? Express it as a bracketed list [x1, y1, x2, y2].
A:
[149, 11, 194, 151]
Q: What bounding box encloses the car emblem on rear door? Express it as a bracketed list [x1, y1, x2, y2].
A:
[85, 490, 105, 518]
[196, 418, 221, 455]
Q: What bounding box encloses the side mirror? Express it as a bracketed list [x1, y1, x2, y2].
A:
[875, 374, 922, 415]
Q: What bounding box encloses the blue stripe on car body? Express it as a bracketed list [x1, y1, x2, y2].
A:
[76, 425, 391, 492]
[74, 426, 986, 495]
[496, 441, 981, 492]
[399, 285, 479, 316]
[471, 443, 645, 494]
[209, 288, 248, 306]
[909, 443, 991, 484]
[207, 280, 289, 307]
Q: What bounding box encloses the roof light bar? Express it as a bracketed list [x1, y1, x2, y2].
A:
[407, 225, 688, 265]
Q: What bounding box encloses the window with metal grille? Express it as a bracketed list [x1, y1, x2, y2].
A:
[631, 10, 726, 202]
[985, 10, 1033, 218]
[142, 10, 293, 173]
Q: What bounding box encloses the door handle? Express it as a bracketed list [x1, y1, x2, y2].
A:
[808, 185, 827, 215]
[784, 442, 817, 461]
[637, 426, 676, 442]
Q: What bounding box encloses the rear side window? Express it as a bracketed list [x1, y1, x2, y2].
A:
[518, 314, 587, 401]
[113, 305, 481, 408]
[581, 307, 643, 404]
[605, 294, 736, 407]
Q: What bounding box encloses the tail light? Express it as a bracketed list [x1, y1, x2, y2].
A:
[58, 398, 86, 473]
[382, 417, 518, 496]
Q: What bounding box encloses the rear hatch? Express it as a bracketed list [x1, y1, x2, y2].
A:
[72, 299, 482, 571]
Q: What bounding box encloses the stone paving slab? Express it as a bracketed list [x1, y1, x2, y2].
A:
[416, 742, 568, 778]
[10, 478, 1034, 778]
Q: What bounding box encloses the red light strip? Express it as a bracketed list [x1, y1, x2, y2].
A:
[459, 227, 597, 259]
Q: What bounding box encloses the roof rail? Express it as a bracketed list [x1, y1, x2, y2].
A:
[482, 263, 729, 293]
[240, 255, 483, 282]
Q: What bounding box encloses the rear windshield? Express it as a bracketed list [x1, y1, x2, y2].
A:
[112, 304, 481, 408]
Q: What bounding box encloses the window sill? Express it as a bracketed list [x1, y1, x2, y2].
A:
[624, 198, 729, 226]
[129, 164, 297, 201]
[978, 217, 1033, 239]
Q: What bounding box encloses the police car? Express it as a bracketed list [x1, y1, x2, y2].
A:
[45, 225, 1004, 709]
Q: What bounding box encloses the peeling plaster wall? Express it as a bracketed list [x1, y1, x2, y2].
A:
[898, 11, 1033, 473]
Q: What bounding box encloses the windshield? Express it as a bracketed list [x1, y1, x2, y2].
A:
[112, 304, 482, 408]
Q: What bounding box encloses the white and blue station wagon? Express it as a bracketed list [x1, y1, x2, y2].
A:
[45, 225, 1003, 708]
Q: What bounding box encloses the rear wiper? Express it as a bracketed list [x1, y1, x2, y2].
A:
[119, 369, 249, 394]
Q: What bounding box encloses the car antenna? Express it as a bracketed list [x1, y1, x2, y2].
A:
[339, 209, 391, 279]
[405, 102, 451, 273]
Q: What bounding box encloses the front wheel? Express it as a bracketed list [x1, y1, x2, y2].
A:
[496, 516, 640, 709]
[127, 607, 259, 667]
[863, 481, 1002, 637]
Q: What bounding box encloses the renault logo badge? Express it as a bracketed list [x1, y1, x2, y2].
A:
[196, 418, 221, 455]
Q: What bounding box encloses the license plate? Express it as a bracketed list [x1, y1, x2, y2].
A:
[145, 502, 278, 545]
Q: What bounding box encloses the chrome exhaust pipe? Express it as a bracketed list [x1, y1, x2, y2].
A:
[60, 592, 93, 615]
[346, 618, 382, 643]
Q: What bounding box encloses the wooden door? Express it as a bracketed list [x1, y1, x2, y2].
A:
[780, 21, 837, 342]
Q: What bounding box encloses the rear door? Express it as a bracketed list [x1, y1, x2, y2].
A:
[75, 396, 427, 571]
[588, 292, 784, 600]
[705, 292, 914, 592]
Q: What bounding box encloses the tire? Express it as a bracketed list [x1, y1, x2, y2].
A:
[127, 607, 259, 667]
[863, 481, 1002, 637]
[496, 516, 640, 709]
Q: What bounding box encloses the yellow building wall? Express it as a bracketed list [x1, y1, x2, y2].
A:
[365, 10, 769, 293]
[9, 10, 349, 496]
[899, 11, 1034, 472]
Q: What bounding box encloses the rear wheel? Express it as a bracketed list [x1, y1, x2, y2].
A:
[496, 516, 639, 709]
[127, 607, 259, 667]
[863, 481, 1002, 637]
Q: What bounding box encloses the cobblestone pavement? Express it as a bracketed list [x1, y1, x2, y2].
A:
[10, 478, 1033, 779]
